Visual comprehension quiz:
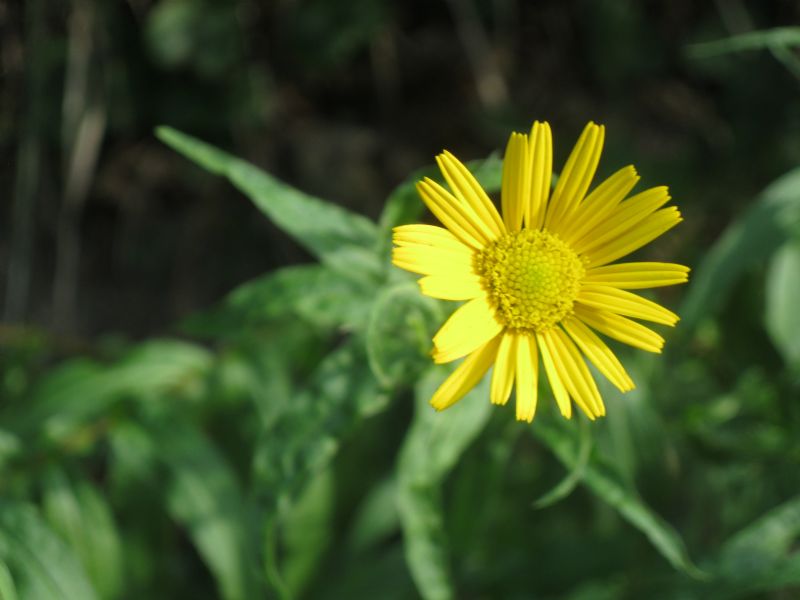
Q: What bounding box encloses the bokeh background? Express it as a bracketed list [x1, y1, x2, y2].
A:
[1, 1, 800, 599]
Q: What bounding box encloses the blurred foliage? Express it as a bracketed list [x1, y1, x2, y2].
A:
[2, 0, 800, 598]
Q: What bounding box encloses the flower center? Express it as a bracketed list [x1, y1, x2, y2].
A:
[475, 229, 585, 332]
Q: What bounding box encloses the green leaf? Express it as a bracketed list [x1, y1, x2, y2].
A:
[346, 477, 399, 554]
[0, 560, 18, 600]
[366, 282, 443, 387]
[156, 126, 380, 278]
[0, 503, 99, 600]
[181, 264, 375, 337]
[41, 469, 123, 600]
[210, 327, 324, 430]
[19, 339, 212, 445]
[251, 338, 387, 595]
[534, 418, 705, 579]
[280, 466, 336, 597]
[155, 421, 260, 600]
[680, 167, 800, 335]
[108, 422, 161, 492]
[253, 337, 387, 507]
[471, 153, 504, 193]
[765, 241, 800, 368]
[685, 27, 800, 59]
[0, 430, 22, 473]
[396, 367, 492, 600]
[713, 495, 800, 595]
[397, 484, 450, 600]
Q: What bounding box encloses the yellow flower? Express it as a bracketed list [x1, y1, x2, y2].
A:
[392, 122, 689, 422]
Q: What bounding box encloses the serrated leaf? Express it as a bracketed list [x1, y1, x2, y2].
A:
[534, 418, 705, 579]
[397, 367, 492, 600]
[366, 282, 443, 387]
[251, 338, 387, 595]
[156, 126, 380, 278]
[0, 503, 99, 600]
[765, 241, 800, 368]
[680, 167, 800, 335]
[252, 337, 387, 508]
[181, 264, 375, 337]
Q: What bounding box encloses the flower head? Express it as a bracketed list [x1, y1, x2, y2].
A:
[392, 121, 689, 422]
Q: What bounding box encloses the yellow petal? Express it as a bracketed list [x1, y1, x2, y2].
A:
[490, 332, 517, 406]
[584, 262, 690, 289]
[548, 327, 606, 418]
[578, 285, 680, 326]
[546, 122, 605, 233]
[501, 132, 531, 232]
[573, 186, 671, 255]
[430, 334, 502, 411]
[416, 179, 488, 249]
[574, 305, 665, 353]
[585, 207, 683, 267]
[391, 245, 474, 277]
[527, 121, 553, 229]
[393, 224, 472, 254]
[562, 316, 634, 392]
[536, 330, 572, 419]
[418, 273, 484, 300]
[437, 151, 505, 237]
[432, 295, 503, 363]
[562, 166, 640, 245]
[515, 334, 539, 422]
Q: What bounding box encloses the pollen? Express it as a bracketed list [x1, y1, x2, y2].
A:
[476, 229, 585, 332]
